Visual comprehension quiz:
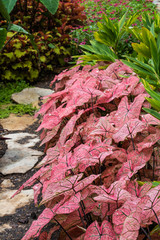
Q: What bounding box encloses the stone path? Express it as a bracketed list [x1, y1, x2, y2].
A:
[0, 87, 53, 238]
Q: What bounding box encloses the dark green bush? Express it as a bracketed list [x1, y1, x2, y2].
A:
[0, 0, 87, 83]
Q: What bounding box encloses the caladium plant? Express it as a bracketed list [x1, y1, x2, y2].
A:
[13, 60, 160, 240]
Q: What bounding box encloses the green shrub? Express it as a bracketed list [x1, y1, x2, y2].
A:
[0, 0, 87, 83]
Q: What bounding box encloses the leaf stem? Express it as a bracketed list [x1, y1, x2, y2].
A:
[140, 226, 151, 240]
[53, 217, 73, 240]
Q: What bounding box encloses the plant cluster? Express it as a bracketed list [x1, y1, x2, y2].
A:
[13, 61, 160, 239]
[70, 0, 156, 54]
[0, 0, 86, 83]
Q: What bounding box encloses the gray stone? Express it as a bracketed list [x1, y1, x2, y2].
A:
[0, 189, 34, 217]
[0, 132, 43, 174]
[32, 87, 53, 97]
[5, 133, 40, 149]
[0, 148, 43, 174]
[11, 87, 53, 105]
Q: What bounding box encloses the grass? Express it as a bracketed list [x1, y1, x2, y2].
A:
[0, 81, 36, 119]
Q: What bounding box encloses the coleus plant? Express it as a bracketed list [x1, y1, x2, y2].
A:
[13, 61, 160, 239]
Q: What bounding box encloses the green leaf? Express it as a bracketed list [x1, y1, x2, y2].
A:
[132, 42, 150, 58]
[150, 225, 160, 236]
[14, 49, 26, 58]
[40, 56, 46, 62]
[118, 12, 127, 31]
[145, 97, 160, 111]
[9, 24, 30, 35]
[0, 0, 10, 21]
[40, 0, 59, 15]
[0, 28, 7, 51]
[48, 43, 55, 49]
[125, 12, 140, 28]
[1, 0, 17, 14]
[3, 52, 15, 59]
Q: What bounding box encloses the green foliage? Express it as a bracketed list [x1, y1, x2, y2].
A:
[0, 80, 36, 118]
[142, 80, 160, 121]
[70, 0, 156, 56]
[74, 40, 117, 66]
[75, 12, 139, 65]
[123, 14, 160, 87]
[0, 0, 86, 83]
[0, 80, 29, 103]
[0, 104, 36, 119]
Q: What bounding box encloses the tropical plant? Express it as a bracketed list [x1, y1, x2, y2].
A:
[0, 0, 59, 51]
[13, 61, 160, 240]
[0, 0, 87, 82]
[75, 12, 140, 66]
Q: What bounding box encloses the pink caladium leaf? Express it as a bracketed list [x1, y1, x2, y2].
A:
[55, 192, 81, 214]
[111, 94, 146, 128]
[21, 208, 55, 240]
[131, 82, 145, 96]
[126, 180, 152, 198]
[136, 128, 160, 151]
[11, 165, 51, 198]
[94, 187, 130, 205]
[141, 113, 160, 125]
[113, 199, 139, 235]
[117, 148, 153, 180]
[113, 119, 146, 143]
[119, 212, 141, 240]
[58, 109, 85, 145]
[90, 116, 115, 139]
[40, 123, 61, 146]
[84, 220, 116, 240]
[41, 174, 99, 205]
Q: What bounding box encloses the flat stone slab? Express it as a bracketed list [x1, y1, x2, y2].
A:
[5, 132, 40, 149]
[1, 179, 14, 188]
[0, 224, 12, 233]
[0, 114, 37, 131]
[0, 133, 43, 174]
[0, 148, 43, 174]
[0, 189, 34, 217]
[12, 87, 53, 105]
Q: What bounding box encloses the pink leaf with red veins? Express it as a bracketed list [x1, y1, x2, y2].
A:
[94, 187, 130, 205]
[41, 174, 83, 204]
[55, 192, 81, 214]
[90, 116, 115, 138]
[117, 148, 153, 180]
[21, 208, 55, 240]
[113, 199, 139, 235]
[136, 128, 160, 151]
[119, 212, 140, 240]
[113, 119, 146, 143]
[40, 123, 61, 146]
[126, 180, 152, 198]
[59, 110, 84, 145]
[84, 220, 116, 240]
[106, 149, 127, 163]
[11, 165, 50, 198]
[141, 113, 160, 125]
[131, 82, 145, 96]
[74, 142, 113, 172]
[41, 174, 99, 205]
[111, 94, 146, 128]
